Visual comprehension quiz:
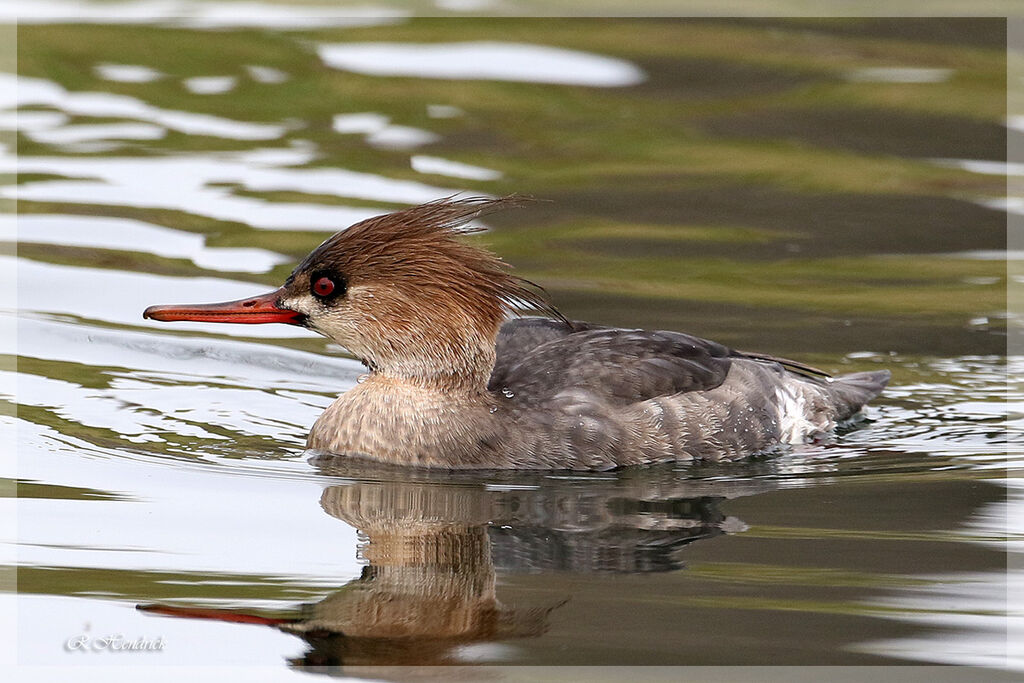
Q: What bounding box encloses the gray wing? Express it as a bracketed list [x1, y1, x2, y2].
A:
[489, 318, 733, 405]
[490, 318, 601, 387]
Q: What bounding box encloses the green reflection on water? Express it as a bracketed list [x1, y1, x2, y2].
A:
[14, 19, 1007, 358]
[15, 565, 333, 608]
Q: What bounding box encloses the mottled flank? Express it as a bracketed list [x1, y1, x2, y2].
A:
[484, 318, 887, 468]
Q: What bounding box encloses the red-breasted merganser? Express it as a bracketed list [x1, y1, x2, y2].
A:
[143, 196, 890, 470]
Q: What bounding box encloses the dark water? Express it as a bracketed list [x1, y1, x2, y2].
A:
[4, 12, 1019, 680]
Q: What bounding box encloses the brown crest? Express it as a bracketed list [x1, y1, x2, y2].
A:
[291, 195, 566, 325]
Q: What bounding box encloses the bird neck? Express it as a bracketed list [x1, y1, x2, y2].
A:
[358, 321, 499, 397]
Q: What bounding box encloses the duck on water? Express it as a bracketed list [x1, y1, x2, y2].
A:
[143, 196, 890, 470]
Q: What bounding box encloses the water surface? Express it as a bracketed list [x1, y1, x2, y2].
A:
[4, 14, 1018, 680]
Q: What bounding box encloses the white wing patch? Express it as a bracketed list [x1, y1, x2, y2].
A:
[774, 383, 833, 444]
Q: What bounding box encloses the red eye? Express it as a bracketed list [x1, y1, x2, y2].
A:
[312, 276, 335, 297]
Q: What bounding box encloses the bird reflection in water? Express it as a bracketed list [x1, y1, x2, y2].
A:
[139, 459, 765, 672]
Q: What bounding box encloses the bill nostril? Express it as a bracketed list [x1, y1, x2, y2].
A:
[242, 300, 256, 308]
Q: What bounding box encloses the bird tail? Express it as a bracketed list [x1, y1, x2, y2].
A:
[826, 370, 891, 420]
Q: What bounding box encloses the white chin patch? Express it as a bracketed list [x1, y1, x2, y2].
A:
[280, 295, 316, 317]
